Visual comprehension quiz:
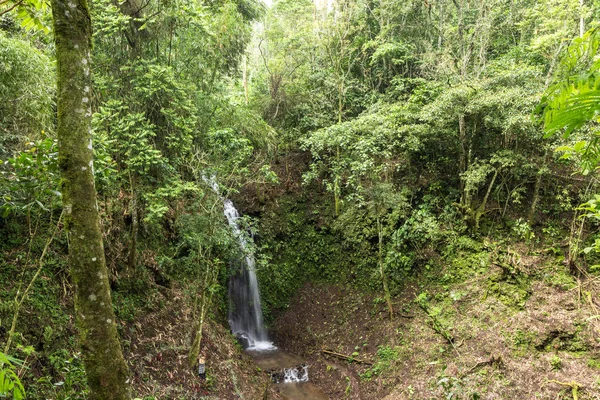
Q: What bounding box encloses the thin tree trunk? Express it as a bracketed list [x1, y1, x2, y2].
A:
[474, 168, 499, 229]
[580, 0, 585, 38]
[458, 114, 467, 206]
[128, 197, 138, 272]
[188, 259, 218, 367]
[51, 1, 131, 398]
[333, 79, 344, 216]
[243, 55, 249, 105]
[377, 217, 393, 320]
[128, 172, 137, 273]
[528, 150, 548, 225]
[438, 1, 444, 49]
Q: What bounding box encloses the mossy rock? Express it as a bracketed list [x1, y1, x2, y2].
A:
[487, 277, 531, 310]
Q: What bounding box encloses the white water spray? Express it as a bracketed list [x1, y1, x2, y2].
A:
[283, 365, 309, 383]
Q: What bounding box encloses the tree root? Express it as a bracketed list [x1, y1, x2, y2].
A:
[546, 379, 582, 400]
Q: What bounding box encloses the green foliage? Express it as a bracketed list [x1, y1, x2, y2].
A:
[32, 350, 89, 400]
[487, 269, 531, 310]
[359, 345, 399, 380]
[550, 354, 562, 370]
[416, 292, 455, 344]
[2, 0, 600, 395]
[507, 328, 536, 358]
[0, 135, 60, 218]
[436, 375, 465, 400]
[541, 28, 600, 140]
[588, 358, 600, 369]
[0, 32, 54, 159]
[0, 352, 25, 400]
[257, 195, 345, 314]
[512, 218, 535, 244]
[0, 0, 50, 33]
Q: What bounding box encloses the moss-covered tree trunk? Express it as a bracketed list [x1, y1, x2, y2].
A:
[51, 1, 131, 399]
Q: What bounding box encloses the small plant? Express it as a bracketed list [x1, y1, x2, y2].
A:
[0, 351, 25, 400]
[512, 329, 535, 348]
[587, 358, 600, 369]
[344, 375, 351, 395]
[35, 350, 88, 399]
[359, 345, 399, 380]
[550, 354, 562, 370]
[436, 375, 463, 399]
[512, 218, 535, 246]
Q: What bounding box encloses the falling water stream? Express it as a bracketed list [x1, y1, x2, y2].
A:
[214, 181, 327, 399]
[222, 198, 276, 351]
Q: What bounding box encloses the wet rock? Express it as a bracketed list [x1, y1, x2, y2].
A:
[235, 333, 251, 349]
[269, 364, 309, 384]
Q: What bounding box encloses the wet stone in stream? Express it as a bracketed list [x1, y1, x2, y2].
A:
[249, 350, 328, 399]
[269, 364, 309, 384]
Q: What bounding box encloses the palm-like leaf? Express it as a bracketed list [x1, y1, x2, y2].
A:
[542, 29, 600, 138]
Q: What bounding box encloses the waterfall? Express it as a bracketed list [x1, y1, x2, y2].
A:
[208, 177, 275, 351]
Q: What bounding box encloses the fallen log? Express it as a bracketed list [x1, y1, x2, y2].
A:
[321, 348, 373, 365]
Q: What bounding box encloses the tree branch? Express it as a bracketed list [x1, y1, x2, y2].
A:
[0, 0, 25, 16]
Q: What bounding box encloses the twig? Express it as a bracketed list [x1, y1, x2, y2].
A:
[460, 355, 503, 377]
[321, 348, 373, 365]
[0, 0, 24, 16]
[398, 314, 415, 318]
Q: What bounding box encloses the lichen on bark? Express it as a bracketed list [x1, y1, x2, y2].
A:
[51, 0, 131, 398]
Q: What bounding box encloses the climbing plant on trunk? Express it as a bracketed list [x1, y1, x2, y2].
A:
[51, 0, 131, 398]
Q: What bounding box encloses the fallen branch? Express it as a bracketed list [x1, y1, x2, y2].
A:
[416, 295, 460, 357]
[547, 380, 581, 400]
[321, 348, 373, 365]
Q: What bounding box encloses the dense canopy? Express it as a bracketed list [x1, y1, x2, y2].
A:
[1, 0, 600, 399]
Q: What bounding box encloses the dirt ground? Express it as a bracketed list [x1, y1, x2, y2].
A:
[121, 247, 600, 400]
[272, 256, 600, 399]
[123, 288, 283, 400]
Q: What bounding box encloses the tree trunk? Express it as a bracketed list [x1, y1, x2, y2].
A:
[243, 55, 249, 105]
[51, 1, 131, 399]
[580, 0, 585, 38]
[188, 259, 218, 368]
[474, 168, 499, 230]
[128, 173, 137, 273]
[377, 217, 393, 320]
[458, 114, 467, 206]
[128, 197, 138, 272]
[528, 151, 548, 226]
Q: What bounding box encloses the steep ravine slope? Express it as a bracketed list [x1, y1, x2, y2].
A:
[122, 287, 281, 399]
[271, 245, 600, 399]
